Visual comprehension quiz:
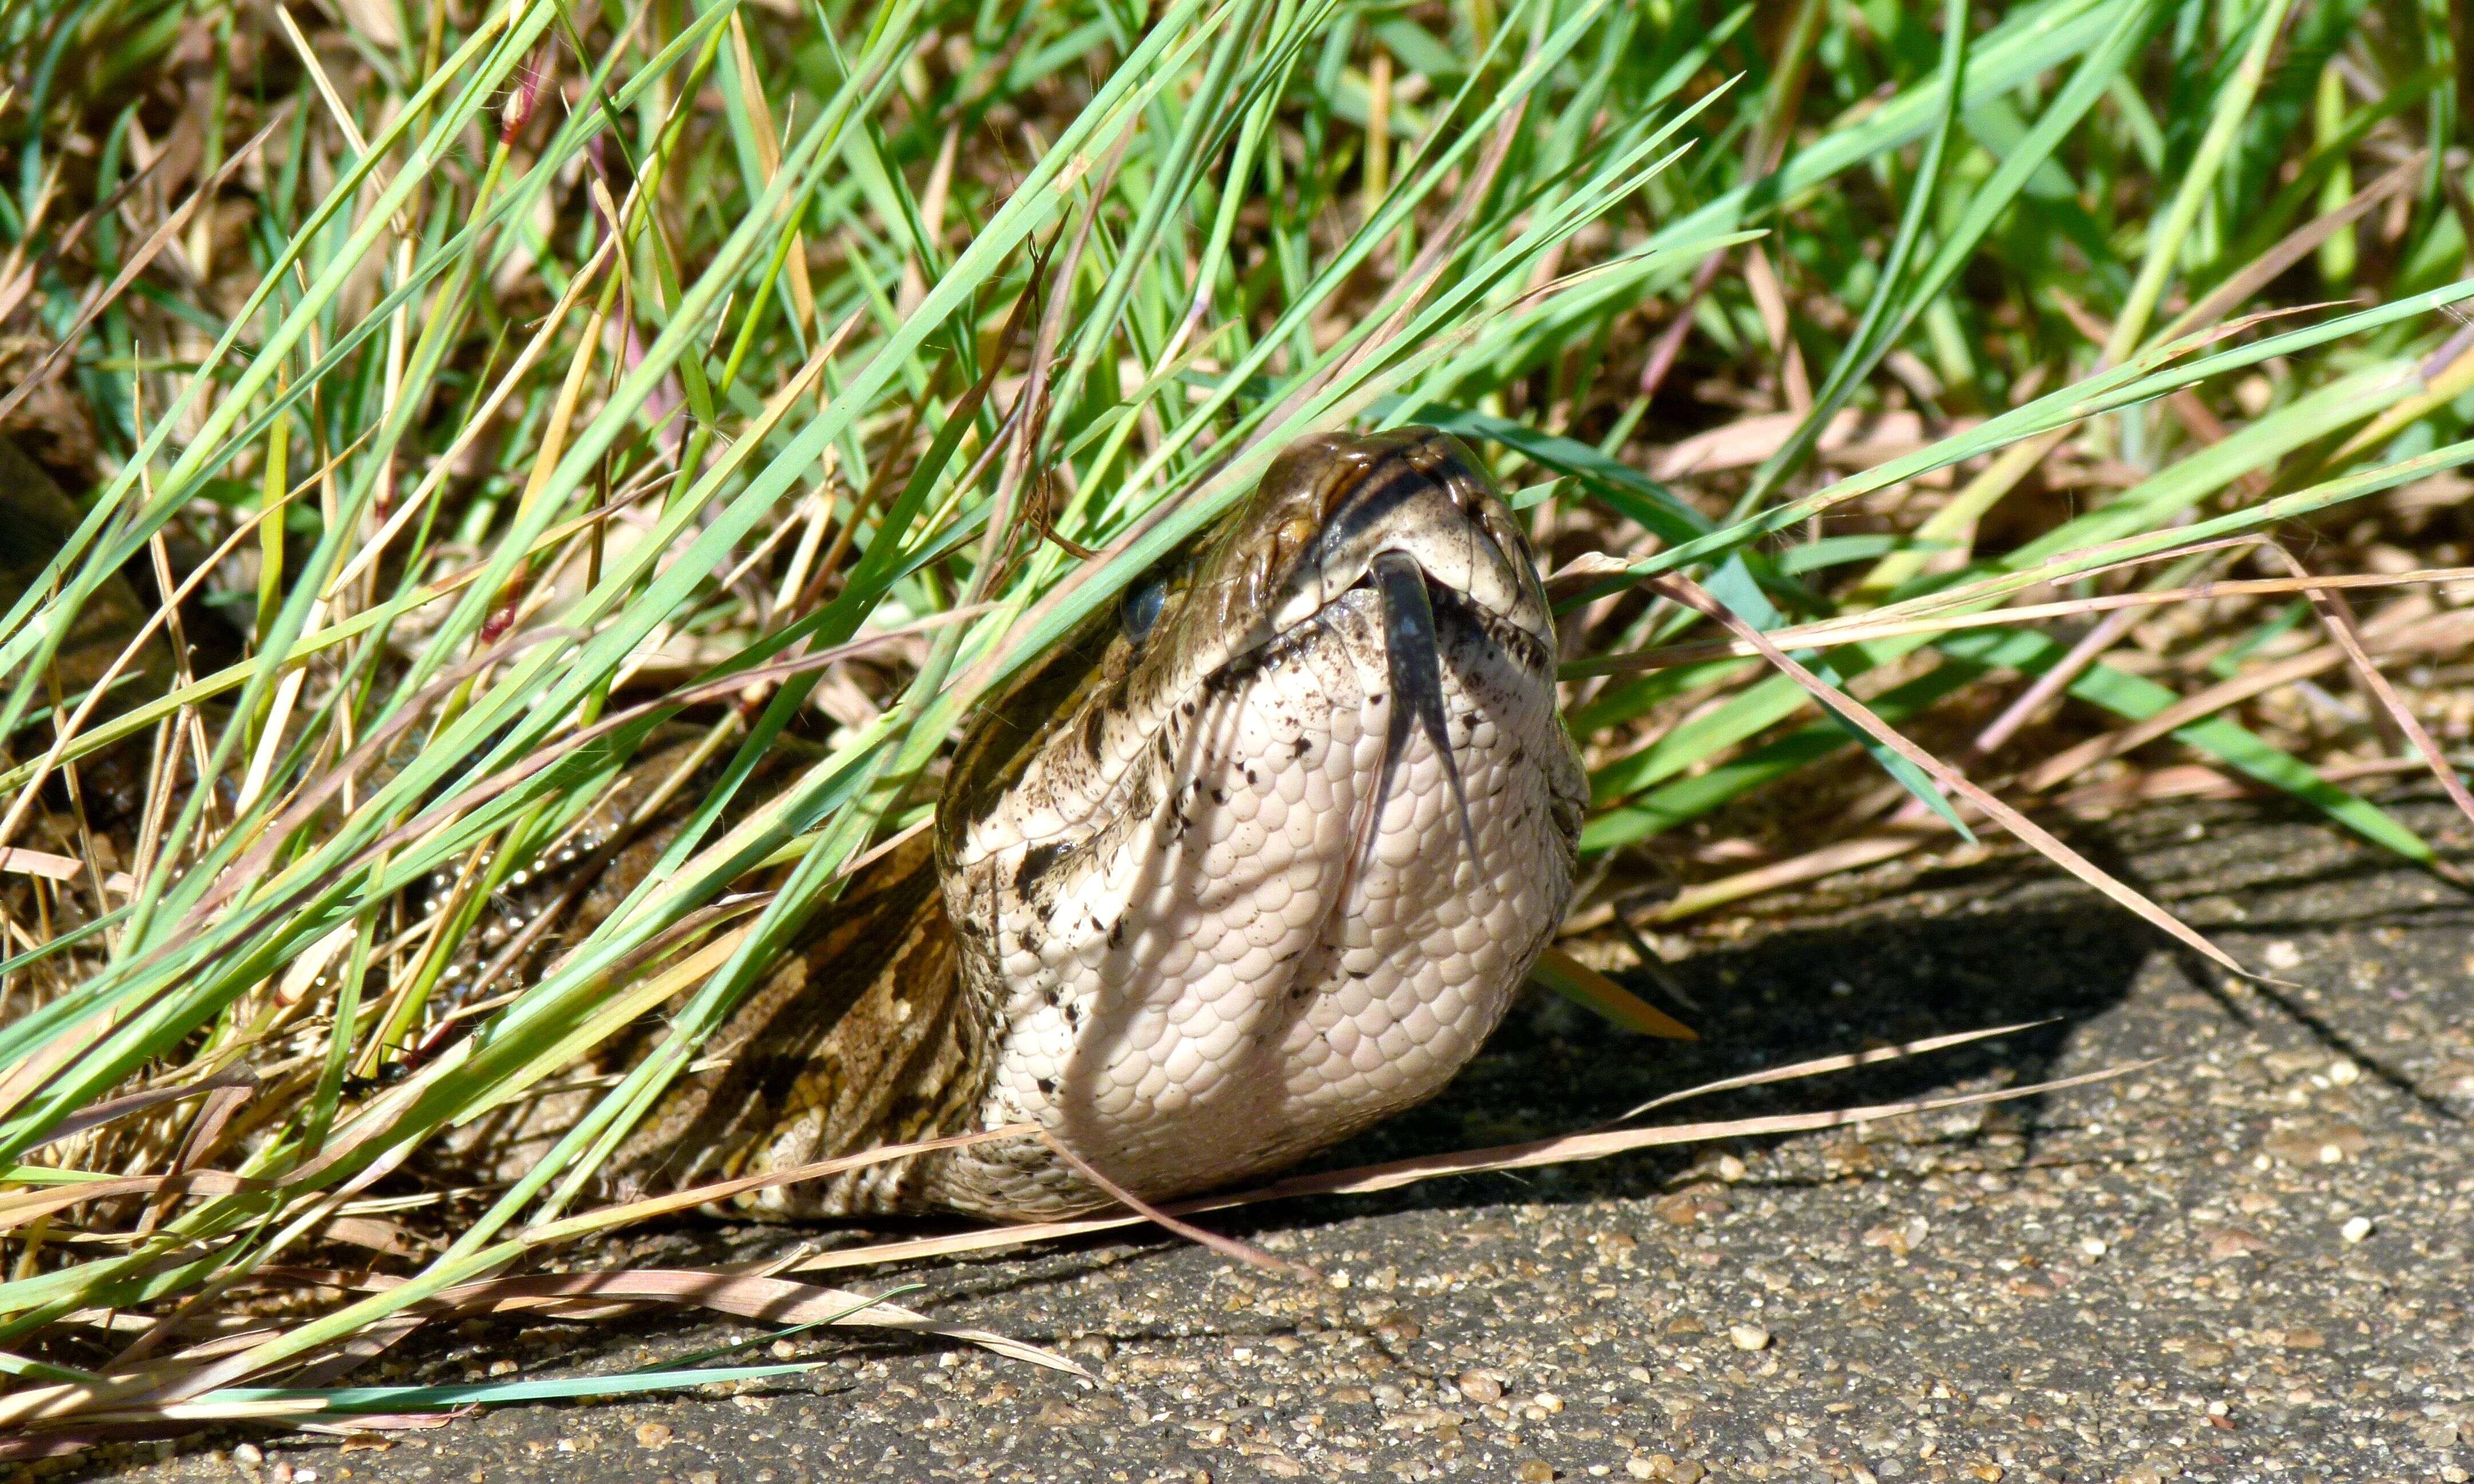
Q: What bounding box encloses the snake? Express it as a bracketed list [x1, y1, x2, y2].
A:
[6, 427, 1586, 1223]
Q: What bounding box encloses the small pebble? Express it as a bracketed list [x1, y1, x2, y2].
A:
[2340, 1215, 2373, 1243]
[1456, 1369, 1506, 1403]
[1727, 1323, 1771, 1352]
[1626, 1459, 1658, 1481]
[1374, 1311, 1423, 1342]
[635, 1421, 674, 1449]
[2079, 1236, 2107, 1257]
[1517, 1462, 1555, 1483]
[2327, 1058, 2359, 1086]
[234, 1444, 265, 1468]
[2181, 1341, 2232, 1368]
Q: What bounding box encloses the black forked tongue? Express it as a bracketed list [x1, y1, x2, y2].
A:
[1370, 549, 1483, 872]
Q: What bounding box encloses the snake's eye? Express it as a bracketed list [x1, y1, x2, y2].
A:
[1118, 574, 1169, 645]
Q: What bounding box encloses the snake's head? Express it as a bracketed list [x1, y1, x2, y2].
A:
[1148, 427, 1555, 674]
[943, 425, 1569, 872]
[1165, 428, 1559, 863]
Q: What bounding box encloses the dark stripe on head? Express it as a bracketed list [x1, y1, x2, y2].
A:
[1317, 453, 1443, 561]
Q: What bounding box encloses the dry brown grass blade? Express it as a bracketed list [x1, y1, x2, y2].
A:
[1650, 408, 1959, 479]
[421, 1270, 1088, 1376]
[1034, 1127, 1321, 1282]
[1574, 564, 2474, 674]
[141, 1083, 259, 1235]
[0, 152, 160, 326]
[123, 1257, 1087, 1381]
[0, 467, 326, 859]
[6, 1273, 1079, 1452]
[1640, 571, 2255, 980]
[1616, 1020, 2055, 1119]
[1260, 1061, 2152, 1199]
[2018, 642, 2347, 791]
[19, 1070, 256, 1152]
[296, 1408, 463, 1434]
[0, 847, 85, 882]
[515, 1123, 1038, 1242]
[0, 993, 153, 1138]
[0, 117, 284, 428]
[972, 214, 1085, 590]
[2266, 543, 2474, 872]
[0, 1171, 259, 1237]
[2157, 155, 2424, 347]
[0, 1365, 172, 1432]
[1968, 603, 2145, 759]
[1642, 828, 1940, 923]
[117, 1131, 1085, 1412]
[280, 1313, 427, 1392]
[24, 1266, 1078, 1444]
[779, 1060, 2151, 1279]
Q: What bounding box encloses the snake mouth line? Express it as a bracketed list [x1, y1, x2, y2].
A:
[1228, 546, 1550, 682]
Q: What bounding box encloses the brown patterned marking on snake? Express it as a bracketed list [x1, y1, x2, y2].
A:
[600, 831, 991, 1215]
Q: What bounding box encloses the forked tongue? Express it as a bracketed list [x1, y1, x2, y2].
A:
[1370, 550, 1483, 870]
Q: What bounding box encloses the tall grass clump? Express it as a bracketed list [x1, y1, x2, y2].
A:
[0, 0, 2469, 1450]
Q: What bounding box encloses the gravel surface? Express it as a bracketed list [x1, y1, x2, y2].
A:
[64, 794, 2474, 1484]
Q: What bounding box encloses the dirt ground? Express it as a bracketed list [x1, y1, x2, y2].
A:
[64, 791, 2474, 1484]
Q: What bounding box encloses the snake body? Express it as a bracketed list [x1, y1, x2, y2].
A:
[576, 428, 1586, 1219]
